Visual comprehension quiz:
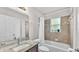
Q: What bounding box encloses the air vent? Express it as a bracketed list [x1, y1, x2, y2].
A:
[18, 7, 26, 11]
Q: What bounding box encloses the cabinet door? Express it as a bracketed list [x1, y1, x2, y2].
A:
[26, 44, 38, 52]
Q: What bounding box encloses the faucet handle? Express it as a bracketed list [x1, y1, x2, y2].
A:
[12, 33, 16, 40]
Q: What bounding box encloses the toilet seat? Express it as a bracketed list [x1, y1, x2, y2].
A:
[39, 46, 49, 52]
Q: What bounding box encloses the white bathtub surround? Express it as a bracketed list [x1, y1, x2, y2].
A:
[39, 40, 71, 52]
[68, 48, 75, 52]
[39, 46, 49, 52]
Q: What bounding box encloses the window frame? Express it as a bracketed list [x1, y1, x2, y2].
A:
[50, 17, 61, 32]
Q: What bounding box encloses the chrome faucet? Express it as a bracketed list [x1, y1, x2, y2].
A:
[12, 33, 20, 45]
[17, 38, 20, 45]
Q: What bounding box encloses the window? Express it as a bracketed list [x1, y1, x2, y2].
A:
[50, 17, 61, 32]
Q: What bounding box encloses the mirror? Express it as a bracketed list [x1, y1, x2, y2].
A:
[20, 16, 29, 42]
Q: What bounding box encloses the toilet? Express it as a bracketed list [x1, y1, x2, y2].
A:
[38, 46, 49, 52]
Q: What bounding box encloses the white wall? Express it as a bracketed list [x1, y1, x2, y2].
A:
[70, 7, 79, 49]
[70, 8, 77, 49]
[76, 8, 79, 49]
[0, 8, 27, 41]
[28, 7, 44, 40]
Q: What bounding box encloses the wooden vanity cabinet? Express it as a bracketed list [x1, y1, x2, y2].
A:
[26, 44, 38, 52]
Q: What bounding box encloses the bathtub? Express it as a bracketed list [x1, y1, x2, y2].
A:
[38, 40, 70, 52]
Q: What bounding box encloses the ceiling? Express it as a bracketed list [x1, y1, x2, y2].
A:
[33, 7, 68, 15]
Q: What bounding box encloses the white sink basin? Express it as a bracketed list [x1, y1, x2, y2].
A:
[12, 44, 30, 52]
[6, 44, 18, 49]
[20, 41, 28, 44]
[0, 44, 18, 52]
[0, 48, 13, 52]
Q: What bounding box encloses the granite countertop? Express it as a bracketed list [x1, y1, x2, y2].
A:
[0, 39, 39, 52]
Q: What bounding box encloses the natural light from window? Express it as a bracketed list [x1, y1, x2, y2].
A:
[50, 17, 61, 32]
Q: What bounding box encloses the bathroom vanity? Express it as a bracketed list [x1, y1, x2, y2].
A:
[0, 40, 39, 52]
